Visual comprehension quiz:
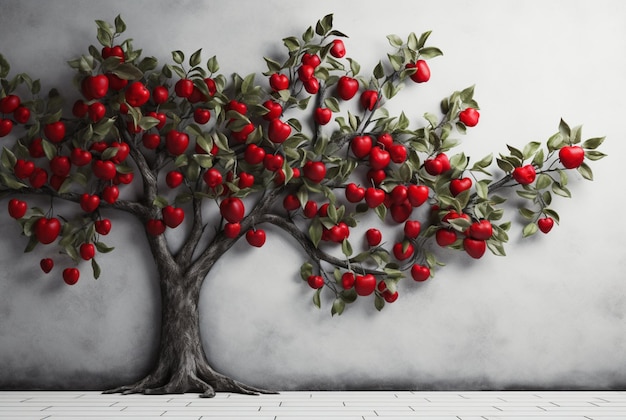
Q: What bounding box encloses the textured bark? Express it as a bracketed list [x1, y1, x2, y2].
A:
[104, 236, 275, 397]
[104, 267, 274, 397]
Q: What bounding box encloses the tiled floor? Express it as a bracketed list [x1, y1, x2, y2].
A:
[2, 391, 626, 419]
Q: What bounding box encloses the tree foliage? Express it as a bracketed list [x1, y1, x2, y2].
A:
[0, 14, 606, 314]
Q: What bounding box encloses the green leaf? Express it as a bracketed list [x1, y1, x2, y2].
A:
[507, 144, 524, 160]
[312, 289, 322, 308]
[0, 54, 10, 78]
[407, 32, 419, 51]
[387, 34, 403, 48]
[241, 73, 256, 94]
[341, 239, 353, 257]
[374, 204, 387, 221]
[192, 154, 213, 169]
[95, 242, 114, 253]
[543, 208, 561, 223]
[582, 136, 605, 150]
[112, 63, 144, 80]
[1, 147, 17, 169]
[487, 240, 506, 257]
[516, 190, 537, 200]
[532, 148, 545, 167]
[185, 161, 202, 182]
[584, 150, 606, 161]
[418, 47, 443, 59]
[96, 28, 112, 47]
[535, 174, 551, 190]
[519, 207, 536, 220]
[303, 25, 315, 42]
[309, 218, 323, 248]
[373, 61, 385, 79]
[387, 53, 403, 71]
[331, 298, 345, 316]
[101, 147, 119, 161]
[523, 141, 541, 160]
[152, 196, 169, 208]
[522, 222, 538, 237]
[559, 118, 571, 138]
[476, 179, 490, 199]
[570, 124, 582, 144]
[300, 262, 313, 281]
[23, 235, 39, 253]
[114, 14, 126, 34]
[324, 97, 340, 113]
[0, 172, 27, 190]
[93, 118, 116, 139]
[341, 288, 358, 303]
[264, 57, 281, 73]
[189, 48, 202, 67]
[423, 112, 438, 127]
[577, 162, 593, 180]
[317, 13, 334, 36]
[472, 153, 493, 170]
[172, 50, 185, 65]
[375, 294, 385, 311]
[460, 85, 475, 102]
[347, 58, 360, 76]
[283, 36, 300, 52]
[382, 80, 395, 99]
[542, 190, 553, 206]
[552, 183, 571, 198]
[417, 30, 432, 49]
[547, 132, 564, 152]
[137, 57, 158, 73]
[91, 258, 101, 279]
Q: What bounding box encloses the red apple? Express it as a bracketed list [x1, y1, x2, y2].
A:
[34, 217, 61, 244]
[246, 228, 266, 247]
[365, 228, 382, 247]
[406, 60, 431, 83]
[404, 220, 421, 239]
[95, 219, 112, 235]
[459, 108, 480, 127]
[220, 197, 245, 223]
[538, 217, 555, 233]
[40, 258, 54, 274]
[411, 264, 430, 282]
[559, 145, 585, 169]
[162, 205, 185, 228]
[63, 268, 80, 285]
[224, 222, 241, 238]
[79, 243, 96, 260]
[146, 219, 166, 236]
[303, 161, 326, 183]
[355, 274, 376, 296]
[8, 199, 27, 219]
[337, 76, 359, 100]
[307, 275, 324, 289]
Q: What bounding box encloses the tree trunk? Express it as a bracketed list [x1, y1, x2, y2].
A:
[104, 265, 274, 397]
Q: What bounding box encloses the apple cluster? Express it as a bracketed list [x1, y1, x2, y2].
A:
[0, 14, 606, 314]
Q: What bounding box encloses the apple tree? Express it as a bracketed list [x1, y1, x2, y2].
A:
[0, 14, 606, 397]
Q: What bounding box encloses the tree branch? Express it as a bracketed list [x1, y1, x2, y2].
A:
[118, 121, 159, 209]
[1, 186, 149, 218]
[175, 193, 204, 266]
[258, 213, 386, 276]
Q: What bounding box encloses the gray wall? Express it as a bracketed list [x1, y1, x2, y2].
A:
[1, 0, 625, 391]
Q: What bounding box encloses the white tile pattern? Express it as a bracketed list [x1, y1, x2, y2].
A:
[2, 391, 626, 419]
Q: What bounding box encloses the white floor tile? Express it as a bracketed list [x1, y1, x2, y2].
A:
[2, 391, 626, 419]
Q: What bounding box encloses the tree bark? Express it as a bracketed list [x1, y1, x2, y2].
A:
[104, 258, 274, 397]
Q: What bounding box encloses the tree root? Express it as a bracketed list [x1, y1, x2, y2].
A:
[103, 366, 277, 398]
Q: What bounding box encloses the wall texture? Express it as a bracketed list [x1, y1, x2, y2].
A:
[1, 0, 625, 391]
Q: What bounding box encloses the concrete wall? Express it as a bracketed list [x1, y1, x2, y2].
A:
[1, 0, 625, 391]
